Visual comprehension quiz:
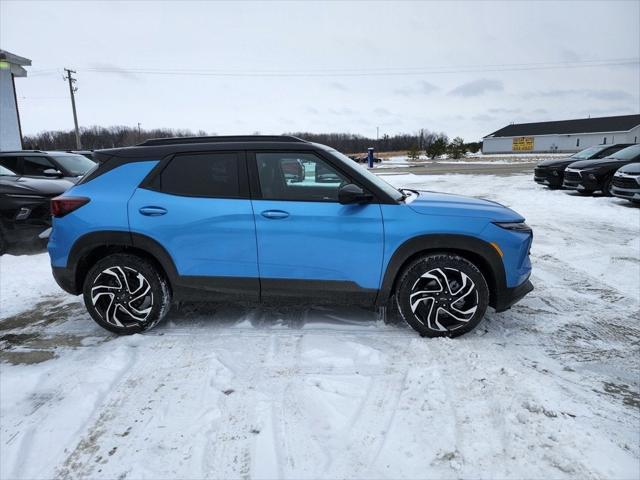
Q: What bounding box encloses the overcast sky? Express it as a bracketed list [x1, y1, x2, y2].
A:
[1, 0, 638, 141]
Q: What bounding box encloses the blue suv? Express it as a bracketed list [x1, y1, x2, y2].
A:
[48, 136, 533, 337]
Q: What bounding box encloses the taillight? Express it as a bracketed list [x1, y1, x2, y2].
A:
[51, 196, 90, 218]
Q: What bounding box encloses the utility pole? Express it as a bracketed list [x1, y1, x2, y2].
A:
[137, 122, 142, 142]
[64, 68, 82, 149]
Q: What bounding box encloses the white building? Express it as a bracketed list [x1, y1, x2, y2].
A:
[0, 50, 31, 151]
[482, 115, 640, 154]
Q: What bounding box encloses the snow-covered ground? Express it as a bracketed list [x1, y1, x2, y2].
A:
[379, 153, 567, 168]
[1, 174, 639, 480]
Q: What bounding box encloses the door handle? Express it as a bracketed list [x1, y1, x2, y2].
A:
[261, 210, 289, 219]
[139, 206, 167, 216]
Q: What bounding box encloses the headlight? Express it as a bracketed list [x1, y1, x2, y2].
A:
[493, 221, 532, 233]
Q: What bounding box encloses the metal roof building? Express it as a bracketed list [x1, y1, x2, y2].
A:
[482, 114, 640, 154]
[0, 50, 31, 151]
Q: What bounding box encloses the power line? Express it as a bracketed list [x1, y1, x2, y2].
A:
[27, 58, 639, 78]
[79, 58, 639, 77]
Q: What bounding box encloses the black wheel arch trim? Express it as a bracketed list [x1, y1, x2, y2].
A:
[375, 234, 508, 308]
[62, 230, 179, 294]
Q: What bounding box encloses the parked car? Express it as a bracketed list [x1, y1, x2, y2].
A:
[0, 164, 74, 254]
[534, 144, 632, 189]
[0, 150, 96, 182]
[47, 135, 533, 338]
[563, 144, 640, 195]
[611, 163, 640, 204]
[351, 155, 382, 164]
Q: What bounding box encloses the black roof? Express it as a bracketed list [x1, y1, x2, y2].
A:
[485, 114, 640, 138]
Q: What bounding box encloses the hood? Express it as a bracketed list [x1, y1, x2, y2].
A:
[616, 162, 640, 175]
[537, 156, 575, 168]
[407, 191, 525, 222]
[0, 176, 74, 197]
[567, 158, 629, 170]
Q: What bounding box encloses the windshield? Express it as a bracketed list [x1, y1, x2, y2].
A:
[571, 146, 604, 159]
[326, 149, 404, 201]
[50, 154, 96, 176]
[608, 144, 640, 160]
[0, 165, 16, 175]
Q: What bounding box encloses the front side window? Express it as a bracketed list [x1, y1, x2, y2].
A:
[50, 154, 96, 176]
[22, 156, 56, 175]
[255, 152, 349, 202]
[159, 152, 240, 198]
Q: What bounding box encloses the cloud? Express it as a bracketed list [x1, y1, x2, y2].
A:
[328, 107, 353, 115]
[89, 62, 139, 81]
[394, 81, 439, 96]
[328, 82, 349, 91]
[488, 107, 521, 114]
[534, 89, 635, 101]
[472, 114, 496, 122]
[449, 79, 503, 97]
[374, 107, 392, 116]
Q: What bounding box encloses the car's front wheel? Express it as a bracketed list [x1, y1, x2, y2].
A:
[395, 254, 489, 337]
[83, 254, 171, 335]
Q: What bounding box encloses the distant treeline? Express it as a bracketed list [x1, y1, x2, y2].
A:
[23, 126, 208, 151]
[23, 126, 481, 155]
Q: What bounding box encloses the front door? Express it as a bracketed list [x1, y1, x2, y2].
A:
[249, 151, 384, 303]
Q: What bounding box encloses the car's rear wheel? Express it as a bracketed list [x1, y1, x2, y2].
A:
[395, 254, 489, 338]
[83, 254, 171, 335]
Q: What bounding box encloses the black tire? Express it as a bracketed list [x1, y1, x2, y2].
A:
[83, 254, 171, 335]
[602, 176, 613, 197]
[0, 230, 6, 256]
[577, 189, 594, 195]
[395, 254, 489, 338]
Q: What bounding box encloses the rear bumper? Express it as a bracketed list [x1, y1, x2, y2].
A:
[52, 266, 80, 295]
[493, 278, 533, 312]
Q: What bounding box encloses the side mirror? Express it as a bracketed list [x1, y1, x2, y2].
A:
[338, 184, 373, 205]
[43, 168, 63, 178]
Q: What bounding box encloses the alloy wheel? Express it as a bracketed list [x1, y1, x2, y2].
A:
[409, 267, 479, 332]
[91, 266, 154, 328]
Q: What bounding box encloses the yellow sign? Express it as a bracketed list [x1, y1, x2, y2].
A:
[512, 137, 534, 151]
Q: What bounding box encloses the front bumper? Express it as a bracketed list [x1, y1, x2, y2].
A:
[533, 168, 563, 187]
[563, 176, 602, 191]
[493, 278, 534, 312]
[611, 186, 640, 201]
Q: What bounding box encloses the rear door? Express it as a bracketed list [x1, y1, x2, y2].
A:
[248, 150, 384, 303]
[128, 151, 259, 300]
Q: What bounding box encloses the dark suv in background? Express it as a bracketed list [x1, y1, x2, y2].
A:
[0, 151, 96, 182]
[534, 144, 631, 189]
[0, 164, 73, 254]
[563, 144, 640, 195]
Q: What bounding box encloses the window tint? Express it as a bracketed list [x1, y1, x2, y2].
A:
[22, 156, 55, 175]
[0, 156, 20, 173]
[159, 152, 240, 198]
[255, 152, 349, 202]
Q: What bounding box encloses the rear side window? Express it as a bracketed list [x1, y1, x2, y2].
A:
[22, 156, 55, 175]
[159, 152, 241, 198]
[0, 156, 20, 172]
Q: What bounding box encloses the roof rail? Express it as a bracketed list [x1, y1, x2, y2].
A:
[137, 135, 307, 147]
[0, 150, 45, 154]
